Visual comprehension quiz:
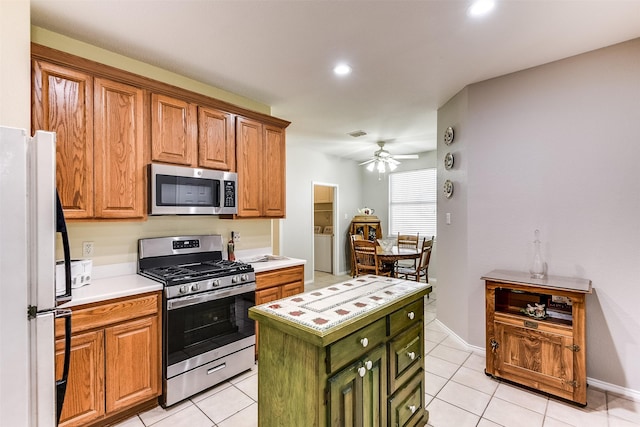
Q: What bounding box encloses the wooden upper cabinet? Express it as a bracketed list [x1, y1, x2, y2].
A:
[93, 78, 145, 218]
[151, 93, 197, 166]
[236, 116, 263, 217]
[198, 106, 235, 171]
[263, 125, 286, 217]
[32, 60, 94, 218]
[235, 117, 286, 218]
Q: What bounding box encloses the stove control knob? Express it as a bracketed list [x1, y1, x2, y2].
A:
[191, 284, 200, 292]
[212, 279, 220, 287]
[231, 276, 239, 284]
[179, 285, 188, 294]
[241, 274, 249, 282]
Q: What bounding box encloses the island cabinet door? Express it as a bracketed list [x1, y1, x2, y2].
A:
[493, 318, 575, 401]
[328, 344, 386, 427]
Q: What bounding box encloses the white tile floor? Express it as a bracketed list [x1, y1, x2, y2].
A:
[115, 272, 640, 427]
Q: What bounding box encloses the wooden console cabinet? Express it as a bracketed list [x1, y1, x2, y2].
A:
[483, 270, 592, 405]
[55, 292, 162, 427]
[249, 276, 431, 426]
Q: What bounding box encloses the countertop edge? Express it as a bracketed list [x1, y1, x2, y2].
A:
[59, 274, 163, 308]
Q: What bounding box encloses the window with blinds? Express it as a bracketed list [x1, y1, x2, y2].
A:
[388, 168, 437, 238]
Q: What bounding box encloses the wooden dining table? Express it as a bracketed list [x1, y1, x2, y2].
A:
[376, 245, 421, 263]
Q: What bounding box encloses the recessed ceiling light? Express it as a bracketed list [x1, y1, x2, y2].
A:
[468, 0, 496, 17]
[333, 64, 352, 76]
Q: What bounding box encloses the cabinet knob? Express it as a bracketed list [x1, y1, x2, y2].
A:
[358, 367, 366, 377]
[360, 337, 369, 348]
[408, 405, 417, 414]
[365, 360, 373, 370]
[407, 351, 416, 361]
[407, 311, 415, 320]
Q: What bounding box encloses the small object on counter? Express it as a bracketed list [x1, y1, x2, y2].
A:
[228, 240, 235, 261]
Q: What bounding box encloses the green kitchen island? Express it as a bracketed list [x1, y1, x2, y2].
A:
[249, 275, 431, 427]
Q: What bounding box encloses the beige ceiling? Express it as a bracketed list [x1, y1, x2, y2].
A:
[30, 0, 640, 162]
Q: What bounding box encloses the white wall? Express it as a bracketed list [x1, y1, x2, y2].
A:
[282, 144, 363, 282]
[437, 38, 640, 393]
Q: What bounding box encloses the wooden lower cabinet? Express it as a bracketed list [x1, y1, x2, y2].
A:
[483, 270, 592, 405]
[56, 292, 161, 427]
[250, 283, 430, 427]
[255, 264, 305, 355]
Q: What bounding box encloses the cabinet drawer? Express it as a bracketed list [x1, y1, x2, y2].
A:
[256, 265, 303, 290]
[388, 370, 425, 427]
[56, 292, 160, 337]
[327, 317, 386, 373]
[389, 297, 423, 337]
[389, 323, 423, 393]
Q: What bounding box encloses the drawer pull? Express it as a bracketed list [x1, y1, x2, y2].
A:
[407, 311, 415, 320]
[365, 360, 373, 370]
[407, 351, 416, 361]
[207, 363, 226, 375]
[360, 337, 369, 348]
[358, 366, 366, 377]
[408, 405, 417, 414]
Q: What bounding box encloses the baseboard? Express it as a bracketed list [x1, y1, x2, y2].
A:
[433, 319, 640, 401]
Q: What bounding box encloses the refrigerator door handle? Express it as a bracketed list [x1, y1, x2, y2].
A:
[56, 192, 72, 304]
[55, 308, 72, 425]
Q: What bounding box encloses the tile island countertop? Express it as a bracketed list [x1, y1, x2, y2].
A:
[249, 275, 432, 347]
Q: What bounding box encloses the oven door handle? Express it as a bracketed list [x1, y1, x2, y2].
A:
[167, 283, 256, 310]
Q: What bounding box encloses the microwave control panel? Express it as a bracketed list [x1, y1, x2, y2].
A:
[223, 181, 236, 207]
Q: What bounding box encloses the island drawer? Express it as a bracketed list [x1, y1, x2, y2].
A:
[388, 298, 424, 336]
[327, 317, 386, 373]
[388, 323, 423, 393]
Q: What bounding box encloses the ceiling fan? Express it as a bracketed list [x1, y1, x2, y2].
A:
[359, 141, 419, 173]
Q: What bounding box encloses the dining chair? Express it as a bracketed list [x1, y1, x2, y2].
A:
[397, 236, 433, 283]
[397, 232, 420, 269]
[352, 239, 393, 277]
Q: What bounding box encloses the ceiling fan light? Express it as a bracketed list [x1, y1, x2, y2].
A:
[388, 162, 397, 171]
[366, 162, 376, 172]
[377, 161, 386, 173]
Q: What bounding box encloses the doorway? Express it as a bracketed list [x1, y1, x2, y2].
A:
[312, 183, 338, 276]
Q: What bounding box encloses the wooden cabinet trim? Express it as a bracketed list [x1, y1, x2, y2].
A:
[31, 43, 290, 129]
[255, 265, 304, 290]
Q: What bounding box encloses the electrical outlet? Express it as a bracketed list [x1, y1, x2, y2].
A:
[82, 241, 94, 257]
[232, 232, 240, 242]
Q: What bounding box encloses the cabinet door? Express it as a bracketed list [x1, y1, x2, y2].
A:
[236, 116, 263, 217]
[255, 287, 282, 356]
[32, 60, 94, 218]
[198, 106, 235, 171]
[328, 344, 386, 427]
[151, 93, 197, 166]
[56, 330, 105, 427]
[262, 125, 286, 217]
[494, 318, 575, 401]
[94, 77, 145, 218]
[104, 316, 160, 412]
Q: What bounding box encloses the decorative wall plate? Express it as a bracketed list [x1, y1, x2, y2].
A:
[444, 126, 454, 145]
[443, 180, 454, 198]
[444, 152, 454, 170]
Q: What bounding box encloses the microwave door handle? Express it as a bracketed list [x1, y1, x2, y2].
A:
[55, 308, 72, 425]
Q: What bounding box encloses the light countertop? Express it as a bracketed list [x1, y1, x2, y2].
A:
[59, 273, 163, 308]
[59, 256, 306, 308]
[481, 269, 592, 293]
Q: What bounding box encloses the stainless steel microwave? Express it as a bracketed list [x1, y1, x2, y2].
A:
[149, 163, 238, 215]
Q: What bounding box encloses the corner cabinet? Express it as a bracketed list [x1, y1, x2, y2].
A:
[249, 277, 431, 427]
[55, 292, 161, 427]
[483, 270, 592, 405]
[236, 116, 286, 218]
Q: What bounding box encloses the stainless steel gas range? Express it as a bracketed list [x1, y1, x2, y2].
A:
[138, 235, 256, 407]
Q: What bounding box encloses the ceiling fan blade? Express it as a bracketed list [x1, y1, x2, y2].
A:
[393, 154, 419, 160]
[387, 158, 401, 165]
[359, 159, 376, 166]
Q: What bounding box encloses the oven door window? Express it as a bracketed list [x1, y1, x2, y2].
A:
[156, 174, 220, 207]
[166, 292, 254, 366]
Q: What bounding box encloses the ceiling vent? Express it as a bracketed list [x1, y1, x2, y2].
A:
[348, 130, 367, 138]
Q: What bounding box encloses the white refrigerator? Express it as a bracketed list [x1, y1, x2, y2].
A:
[0, 126, 72, 426]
